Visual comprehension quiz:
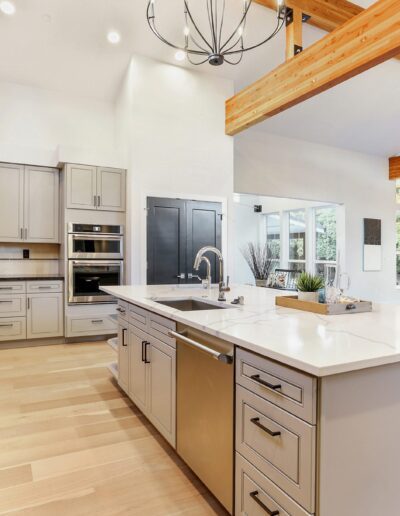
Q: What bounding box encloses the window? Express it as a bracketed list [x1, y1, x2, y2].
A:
[314, 206, 337, 278]
[288, 209, 306, 272]
[266, 213, 280, 270]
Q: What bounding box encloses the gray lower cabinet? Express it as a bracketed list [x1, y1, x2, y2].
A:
[0, 280, 64, 342]
[26, 292, 63, 339]
[236, 348, 316, 515]
[117, 301, 176, 448]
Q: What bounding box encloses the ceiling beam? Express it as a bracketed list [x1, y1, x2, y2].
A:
[226, 0, 400, 136]
[389, 157, 400, 180]
[255, 0, 362, 33]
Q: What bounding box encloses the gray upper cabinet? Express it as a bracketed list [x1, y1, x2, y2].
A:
[97, 167, 126, 212]
[0, 163, 24, 242]
[66, 164, 97, 210]
[66, 164, 126, 212]
[0, 163, 59, 243]
[24, 166, 59, 243]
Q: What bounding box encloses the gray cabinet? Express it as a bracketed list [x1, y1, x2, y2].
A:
[0, 163, 24, 242]
[24, 166, 59, 243]
[117, 322, 129, 393]
[0, 163, 59, 243]
[66, 164, 125, 212]
[129, 326, 148, 413]
[27, 292, 63, 339]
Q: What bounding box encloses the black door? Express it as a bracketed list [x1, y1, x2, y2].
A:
[147, 197, 222, 285]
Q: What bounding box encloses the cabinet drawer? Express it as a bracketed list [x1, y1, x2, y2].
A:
[236, 386, 316, 513]
[0, 282, 26, 294]
[236, 348, 317, 424]
[0, 318, 26, 342]
[128, 303, 148, 332]
[0, 294, 26, 318]
[67, 315, 117, 337]
[148, 312, 176, 348]
[27, 280, 63, 293]
[236, 453, 312, 516]
[116, 300, 128, 322]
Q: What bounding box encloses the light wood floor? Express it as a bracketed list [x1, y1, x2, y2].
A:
[0, 342, 228, 515]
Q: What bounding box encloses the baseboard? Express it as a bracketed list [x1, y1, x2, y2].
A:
[0, 337, 66, 350]
[66, 334, 117, 344]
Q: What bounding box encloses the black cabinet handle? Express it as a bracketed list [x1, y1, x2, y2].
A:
[122, 328, 127, 347]
[142, 340, 150, 363]
[250, 491, 279, 515]
[251, 374, 281, 391]
[250, 417, 281, 437]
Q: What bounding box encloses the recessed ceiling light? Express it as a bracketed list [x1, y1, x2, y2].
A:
[0, 1, 16, 15]
[175, 50, 186, 62]
[107, 31, 121, 45]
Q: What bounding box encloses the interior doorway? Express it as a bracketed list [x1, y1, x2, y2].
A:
[147, 197, 222, 285]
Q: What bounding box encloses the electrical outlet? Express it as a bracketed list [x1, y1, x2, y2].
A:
[23, 249, 30, 259]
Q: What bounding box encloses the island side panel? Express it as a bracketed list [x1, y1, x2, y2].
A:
[318, 362, 400, 515]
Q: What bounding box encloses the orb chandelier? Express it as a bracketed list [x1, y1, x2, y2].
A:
[146, 0, 286, 66]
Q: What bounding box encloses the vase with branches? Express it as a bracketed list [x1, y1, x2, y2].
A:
[241, 242, 274, 287]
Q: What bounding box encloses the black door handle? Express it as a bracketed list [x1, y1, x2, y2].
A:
[250, 374, 281, 391]
[250, 491, 279, 515]
[122, 328, 127, 346]
[142, 340, 150, 363]
[250, 417, 281, 437]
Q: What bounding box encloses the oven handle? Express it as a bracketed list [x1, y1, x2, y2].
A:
[70, 260, 123, 265]
[71, 234, 123, 240]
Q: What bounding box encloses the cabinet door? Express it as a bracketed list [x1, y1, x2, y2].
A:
[129, 327, 148, 413]
[118, 322, 129, 393]
[0, 163, 24, 242]
[24, 166, 59, 243]
[148, 337, 176, 447]
[26, 293, 63, 339]
[66, 164, 97, 210]
[96, 168, 126, 212]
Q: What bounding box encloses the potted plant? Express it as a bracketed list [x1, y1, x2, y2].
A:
[296, 272, 324, 302]
[241, 242, 274, 287]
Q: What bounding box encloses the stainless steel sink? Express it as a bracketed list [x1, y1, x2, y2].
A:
[153, 298, 229, 311]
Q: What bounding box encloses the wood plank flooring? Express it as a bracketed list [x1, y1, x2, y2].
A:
[0, 342, 227, 515]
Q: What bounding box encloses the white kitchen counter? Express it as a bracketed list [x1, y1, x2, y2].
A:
[102, 284, 400, 377]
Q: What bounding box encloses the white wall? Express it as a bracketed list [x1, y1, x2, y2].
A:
[235, 130, 397, 303]
[115, 55, 234, 284]
[0, 80, 116, 166]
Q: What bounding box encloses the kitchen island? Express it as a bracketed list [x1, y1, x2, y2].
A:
[102, 284, 400, 516]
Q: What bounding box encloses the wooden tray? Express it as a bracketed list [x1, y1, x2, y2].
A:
[275, 295, 372, 315]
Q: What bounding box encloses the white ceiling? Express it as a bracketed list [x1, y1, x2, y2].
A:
[0, 0, 398, 156]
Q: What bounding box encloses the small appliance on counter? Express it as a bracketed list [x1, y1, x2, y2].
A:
[67, 223, 124, 304]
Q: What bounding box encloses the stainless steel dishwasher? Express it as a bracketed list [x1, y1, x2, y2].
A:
[170, 323, 234, 514]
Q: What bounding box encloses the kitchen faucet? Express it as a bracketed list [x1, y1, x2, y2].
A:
[193, 246, 230, 301]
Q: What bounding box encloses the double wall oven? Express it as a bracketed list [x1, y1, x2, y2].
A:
[68, 223, 124, 304]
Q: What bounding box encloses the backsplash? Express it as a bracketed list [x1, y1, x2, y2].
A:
[0, 243, 60, 275]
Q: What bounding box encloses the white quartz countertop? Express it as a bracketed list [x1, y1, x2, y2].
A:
[102, 284, 400, 377]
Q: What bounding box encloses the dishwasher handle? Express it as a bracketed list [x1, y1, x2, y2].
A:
[168, 330, 233, 364]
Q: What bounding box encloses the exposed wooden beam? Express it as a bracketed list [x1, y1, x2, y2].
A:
[285, 8, 304, 60]
[255, 0, 362, 33]
[389, 157, 400, 180]
[226, 0, 400, 136]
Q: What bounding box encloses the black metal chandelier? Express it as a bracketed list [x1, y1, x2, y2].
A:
[146, 0, 286, 66]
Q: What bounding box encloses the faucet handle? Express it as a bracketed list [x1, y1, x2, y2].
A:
[222, 275, 231, 292]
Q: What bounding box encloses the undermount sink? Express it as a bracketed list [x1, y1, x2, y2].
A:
[152, 298, 229, 311]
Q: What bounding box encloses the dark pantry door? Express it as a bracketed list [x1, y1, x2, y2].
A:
[147, 197, 222, 285]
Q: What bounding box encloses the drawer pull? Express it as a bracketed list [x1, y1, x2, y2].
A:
[250, 491, 279, 515]
[0, 300, 12, 303]
[116, 307, 126, 314]
[91, 319, 104, 324]
[250, 417, 281, 437]
[0, 324, 13, 328]
[0, 287, 12, 290]
[251, 374, 281, 391]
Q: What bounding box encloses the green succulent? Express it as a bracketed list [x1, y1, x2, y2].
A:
[296, 272, 324, 292]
